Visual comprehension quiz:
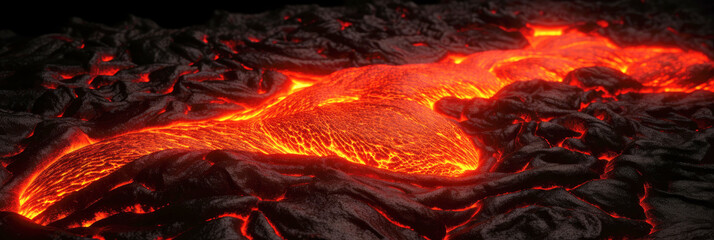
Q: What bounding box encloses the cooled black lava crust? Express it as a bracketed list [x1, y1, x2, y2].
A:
[1, 1, 713, 239]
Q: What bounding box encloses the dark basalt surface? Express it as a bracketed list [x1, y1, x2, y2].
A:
[1, 0, 713, 239]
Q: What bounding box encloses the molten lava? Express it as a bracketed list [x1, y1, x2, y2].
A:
[18, 27, 713, 222]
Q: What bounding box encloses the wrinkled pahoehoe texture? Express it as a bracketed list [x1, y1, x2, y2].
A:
[1, 0, 714, 239]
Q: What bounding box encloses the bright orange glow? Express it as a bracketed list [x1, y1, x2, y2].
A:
[71, 204, 154, 228]
[18, 28, 713, 222]
[529, 24, 567, 36]
[441, 54, 469, 64]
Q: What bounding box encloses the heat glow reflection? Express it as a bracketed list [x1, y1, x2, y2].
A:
[19, 27, 713, 221]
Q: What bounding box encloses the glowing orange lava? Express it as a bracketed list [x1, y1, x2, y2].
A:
[18, 27, 713, 222]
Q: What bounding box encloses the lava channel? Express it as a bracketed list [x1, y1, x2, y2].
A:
[19, 27, 714, 222]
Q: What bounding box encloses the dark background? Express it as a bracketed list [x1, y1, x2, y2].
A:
[1, 0, 712, 38]
[0, 0, 442, 37]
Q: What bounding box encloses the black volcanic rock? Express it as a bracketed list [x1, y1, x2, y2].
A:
[563, 66, 643, 94]
[1, 0, 714, 239]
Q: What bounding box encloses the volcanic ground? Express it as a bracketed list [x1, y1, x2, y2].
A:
[1, 0, 714, 239]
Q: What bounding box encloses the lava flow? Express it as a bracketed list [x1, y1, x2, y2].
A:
[18, 27, 713, 223]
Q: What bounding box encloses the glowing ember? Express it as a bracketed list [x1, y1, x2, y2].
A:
[18, 28, 713, 222]
[528, 24, 567, 36]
